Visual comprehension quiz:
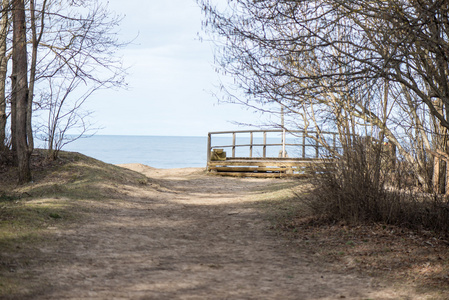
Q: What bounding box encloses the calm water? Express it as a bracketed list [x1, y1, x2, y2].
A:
[61, 134, 318, 169]
[63, 135, 208, 169]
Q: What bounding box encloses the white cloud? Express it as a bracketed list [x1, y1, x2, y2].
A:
[84, 0, 263, 137]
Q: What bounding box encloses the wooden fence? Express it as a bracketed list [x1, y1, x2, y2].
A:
[206, 130, 338, 177]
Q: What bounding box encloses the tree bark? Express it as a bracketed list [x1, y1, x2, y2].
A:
[0, 0, 10, 153]
[12, 0, 31, 183]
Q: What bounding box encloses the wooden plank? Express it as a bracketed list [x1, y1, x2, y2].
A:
[209, 168, 317, 175]
[205, 129, 345, 178]
[208, 130, 339, 161]
[208, 161, 324, 167]
[208, 129, 338, 135]
[209, 166, 292, 172]
[209, 172, 280, 178]
[208, 172, 310, 178]
[225, 157, 326, 161]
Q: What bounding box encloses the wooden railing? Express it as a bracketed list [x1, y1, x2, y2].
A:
[206, 130, 340, 177]
[207, 129, 339, 163]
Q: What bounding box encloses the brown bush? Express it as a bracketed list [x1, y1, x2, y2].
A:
[305, 138, 449, 235]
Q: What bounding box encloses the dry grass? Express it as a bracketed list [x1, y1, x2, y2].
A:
[0, 150, 150, 295]
[267, 139, 449, 298]
[255, 178, 449, 297]
[273, 215, 449, 297]
[1, 150, 449, 298]
[304, 140, 449, 234]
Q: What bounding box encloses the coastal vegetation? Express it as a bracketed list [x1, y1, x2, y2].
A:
[0, 151, 448, 297]
[1, 0, 449, 297]
[0, 151, 149, 296]
[0, 0, 126, 183]
[199, 1, 449, 233]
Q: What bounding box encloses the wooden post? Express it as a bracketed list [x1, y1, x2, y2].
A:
[207, 132, 211, 164]
[282, 129, 286, 158]
[249, 132, 253, 158]
[232, 132, 236, 158]
[263, 131, 267, 158]
[302, 133, 306, 158]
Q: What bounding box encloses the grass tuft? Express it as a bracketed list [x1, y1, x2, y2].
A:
[0, 150, 153, 297]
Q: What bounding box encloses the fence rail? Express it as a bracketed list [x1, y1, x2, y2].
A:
[207, 129, 338, 177]
[207, 129, 339, 161]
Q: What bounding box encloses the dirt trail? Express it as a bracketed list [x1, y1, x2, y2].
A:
[19, 165, 409, 299]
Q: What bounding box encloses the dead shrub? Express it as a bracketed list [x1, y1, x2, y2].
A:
[304, 138, 449, 235]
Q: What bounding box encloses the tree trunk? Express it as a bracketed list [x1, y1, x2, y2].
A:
[27, 0, 47, 153]
[0, 0, 10, 153]
[12, 0, 31, 183]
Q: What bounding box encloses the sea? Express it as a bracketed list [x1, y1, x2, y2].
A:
[60, 134, 307, 169]
[57, 134, 322, 169]
[62, 135, 209, 169]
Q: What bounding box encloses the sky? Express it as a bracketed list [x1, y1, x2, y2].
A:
[85, 0, 271, 137]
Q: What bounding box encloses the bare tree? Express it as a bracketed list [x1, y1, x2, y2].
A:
[37, 73, 101, 160]
[27, 0, 47, 152]
[0, 0, 126, 182]
[30, 0, 126, 160]
[0, 0, 10, 154]
[199, 0, 449, 190]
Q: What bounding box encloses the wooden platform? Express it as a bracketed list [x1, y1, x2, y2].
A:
[207, 157, 327, 178]
[206, 129, 337, 178]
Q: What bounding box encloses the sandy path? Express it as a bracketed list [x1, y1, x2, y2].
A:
[21, 164, 406, 299]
